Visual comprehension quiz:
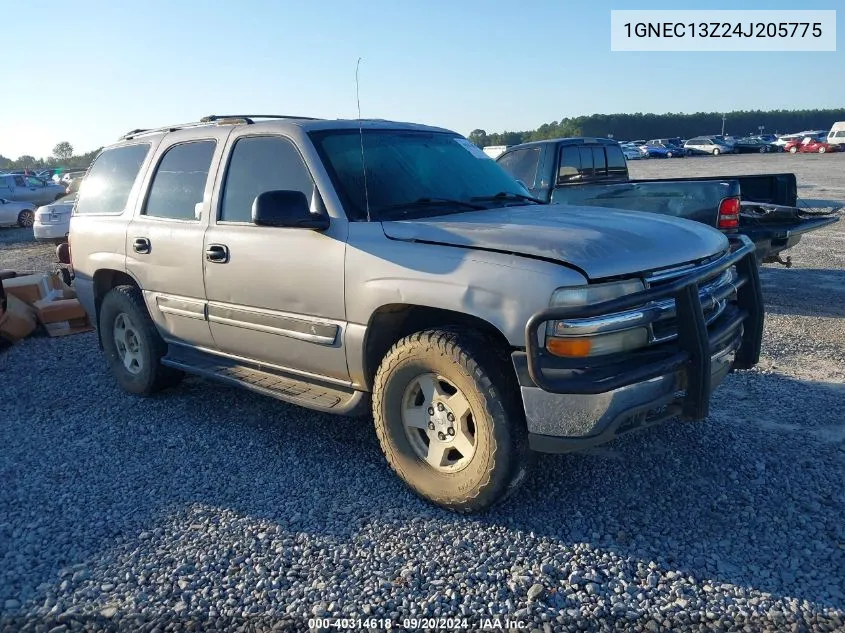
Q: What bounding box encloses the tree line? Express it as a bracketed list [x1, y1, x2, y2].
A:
[468, 108, 845, 147]
[0, 142, 101, 172]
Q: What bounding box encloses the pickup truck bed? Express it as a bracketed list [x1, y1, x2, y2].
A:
[495, 138, 840, 265]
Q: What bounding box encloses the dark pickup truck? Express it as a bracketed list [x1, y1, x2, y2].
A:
[496, 137, 840, 266]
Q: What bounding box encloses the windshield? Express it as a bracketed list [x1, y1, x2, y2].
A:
[310, 129, 528, 221]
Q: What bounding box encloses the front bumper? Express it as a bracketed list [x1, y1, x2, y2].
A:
[516, 236, 763, 452]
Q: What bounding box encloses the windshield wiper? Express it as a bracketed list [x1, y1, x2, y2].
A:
[377, 197, 485, 216]
[471, 191, 544, 204]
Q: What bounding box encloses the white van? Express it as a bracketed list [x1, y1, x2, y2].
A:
[827, 122, 845, 149]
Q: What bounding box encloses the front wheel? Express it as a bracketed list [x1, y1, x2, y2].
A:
[712, 148, 721, 156]
[372, 329, 530, 512]
[99, 285, 183, 395]
[789, 146, 798, 153]
[818, 146, 826, 154]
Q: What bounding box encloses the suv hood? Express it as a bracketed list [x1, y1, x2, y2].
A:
[381, 205, 728, 280]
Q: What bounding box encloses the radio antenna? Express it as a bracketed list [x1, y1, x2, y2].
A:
[356, 57, 371, 222]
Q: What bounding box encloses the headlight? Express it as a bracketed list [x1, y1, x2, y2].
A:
[546, 279, 648, 358]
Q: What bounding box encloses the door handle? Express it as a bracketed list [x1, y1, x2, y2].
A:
[205, 244, 229, 263]
[133, 237, 151, 254]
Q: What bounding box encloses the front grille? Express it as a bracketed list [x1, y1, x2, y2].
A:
[644, 266, 737, 344]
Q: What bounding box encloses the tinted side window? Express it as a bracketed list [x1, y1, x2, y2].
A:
[606, 146, 626, 172]
[578, 147, 593, 177]
[144, 141, 216, 220]
[497, 148, 541, 189]
[592, 147, 607, 176]
[75, 143, 150, 215]
[220, 136, 314, 223]
[558, 147, 580, 182]
[14, 176, 25, 187]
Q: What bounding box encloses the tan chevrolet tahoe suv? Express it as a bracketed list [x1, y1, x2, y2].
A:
[69, 115, 763, 512]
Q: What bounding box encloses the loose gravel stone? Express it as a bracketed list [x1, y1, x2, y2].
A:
[1, 156, 844, 629]
[527, 584, 544, 601]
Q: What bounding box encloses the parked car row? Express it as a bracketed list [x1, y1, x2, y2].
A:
[0, 192, 75, 243]
[613, 123, 845, 159]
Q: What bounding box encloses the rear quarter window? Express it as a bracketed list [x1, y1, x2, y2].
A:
[75, 143, 151, 215]
[606, 146, 626, 175]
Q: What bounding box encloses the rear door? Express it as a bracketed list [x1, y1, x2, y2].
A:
[125, 129, 231, 348]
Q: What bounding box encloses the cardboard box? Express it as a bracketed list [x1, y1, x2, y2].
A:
[44, 317, 94, 338]
[0, 295, 37, 342]
[44, 274, 77, 301]
[33, 298, 87, 325]
[2, 274, 53, 306]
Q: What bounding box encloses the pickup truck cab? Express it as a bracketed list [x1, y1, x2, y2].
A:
[0, 173, 66, 205]
[69, 116, 763, 512]
[496, 137, 839, 266]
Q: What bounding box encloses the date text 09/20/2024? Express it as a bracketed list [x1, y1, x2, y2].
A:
[307, 617, 527, 629]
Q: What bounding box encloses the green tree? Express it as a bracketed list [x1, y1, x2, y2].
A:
[474, 107, 845, 145]
[468, 129, 488, 147]
[52, 142, 74, 161]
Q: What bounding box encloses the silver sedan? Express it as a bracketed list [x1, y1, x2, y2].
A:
[0, 197, 37, 228]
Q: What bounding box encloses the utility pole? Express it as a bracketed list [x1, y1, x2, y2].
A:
[721, 113, 727, 136]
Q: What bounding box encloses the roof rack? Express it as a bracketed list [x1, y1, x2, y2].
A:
[120, 114, 322, 141]
[200, 114, 322, 123]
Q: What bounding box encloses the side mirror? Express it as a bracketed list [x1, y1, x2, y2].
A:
[251, 190, 330, 230]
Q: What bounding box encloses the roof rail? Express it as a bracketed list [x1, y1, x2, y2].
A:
[119, 114, 322, 140]
[200, 114, 323, 123]
[120, 121, 214, 141]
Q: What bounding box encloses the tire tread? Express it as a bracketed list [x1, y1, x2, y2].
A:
[372, 328, 530, 513]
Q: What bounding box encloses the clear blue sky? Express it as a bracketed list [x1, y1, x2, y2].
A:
[3, 0, 841, 159]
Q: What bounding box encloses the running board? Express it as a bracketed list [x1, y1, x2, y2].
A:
[162, 347, 368, 416]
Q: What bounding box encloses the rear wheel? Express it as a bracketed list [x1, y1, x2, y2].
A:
[372, 329, 530, 512]
[789, 146, 798, 153]
[17, 210, 34, 228]
[99, 285, 183, 395]
[712, 148, 721, 156]
[818, 146, 826, 154]
[759, 146, 766, 153]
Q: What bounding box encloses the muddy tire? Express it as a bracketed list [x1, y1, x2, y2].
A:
[372, 329, 531, 513]
[99, 285, 183, 395]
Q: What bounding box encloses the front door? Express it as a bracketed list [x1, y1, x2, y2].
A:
[11, 175, 37, 203]
[125, 130, 230, 348]
[202, 133, 349, 382]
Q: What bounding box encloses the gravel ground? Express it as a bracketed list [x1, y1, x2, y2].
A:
[1, 156, 844, 631]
